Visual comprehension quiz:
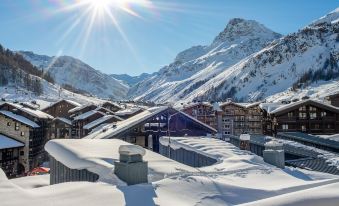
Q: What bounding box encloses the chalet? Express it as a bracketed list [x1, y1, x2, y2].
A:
[261, 99, 339, 136]
[0, 134, 24, 178]
[72, 110, 106, 138]
[82, 115, 123, 136]
[68, 104, 97, 118]
[101, 101, 123, 112]
[218, 101, 262, 137]
[181, 102, 217, 129]
[50, 117, 72, 139]
[114, 107, 143, 119]
[43, 99, 81, 118]
[0, 110, 44, 175]
[84, 106, 217, 152]
[325, 93, 339, 107]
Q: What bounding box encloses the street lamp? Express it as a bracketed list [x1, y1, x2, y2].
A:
[167, 111, 180, 157]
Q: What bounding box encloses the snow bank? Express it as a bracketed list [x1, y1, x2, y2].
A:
[45, 139, 197, 184]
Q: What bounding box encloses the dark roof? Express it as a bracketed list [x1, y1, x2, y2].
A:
[271, 99, 339, 115]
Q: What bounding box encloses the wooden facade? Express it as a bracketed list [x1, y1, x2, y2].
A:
[43, 100, 80, 118]
[101, 101, 122, 112]
[219, 102, 263, 137]
[50, 118, 72, 139]
[72, 111, 105, 138]
[326, 93, 339, 107]
[99, 107, 217, 153]
[263, 100, 339, 136]
[182, 102, 217, 129]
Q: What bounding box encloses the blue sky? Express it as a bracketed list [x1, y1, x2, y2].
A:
[0, 0, 337, 76]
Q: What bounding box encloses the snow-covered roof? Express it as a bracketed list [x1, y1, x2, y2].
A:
[83, 115, 122, 130]
[68, 104, 96, 114]
[85, 106, 169, 139]
[182, 102, 213, 110]
[0, 134, 24, 149]
[220, 101, 261, 108]
[270, 99, 339, 115]
[114, 107, 142, 116]
[259, 102, 283, 113]
[44, 99, 81, 110]
[0, 110, 40, 128]
[53, 117, 72, 125]
[85, 106, 217, 140]
[3, 102, 54, 119]
[3, 134, 339, 206]
[101, 101, 123, 109]
[73, 110, 105, 121]
[45, 139, 197, 183]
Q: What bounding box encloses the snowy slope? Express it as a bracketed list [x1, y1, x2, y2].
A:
[20, 51, 129, 100]
[110, 73, 152, 87]
[128, 18, 282, 102]
[183, 8, 339, 103]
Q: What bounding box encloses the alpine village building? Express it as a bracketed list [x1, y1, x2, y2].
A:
[262, 99, 339, 136]
[0, 102, 53, 176]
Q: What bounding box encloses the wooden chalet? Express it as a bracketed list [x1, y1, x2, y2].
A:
[72, 110, 106, 138]
[43, 99, 81, 118]
[181, 102, 217, 129]
[114, 107, 144, 119]
[84, 106, 217, 152]
[218, 101, 263, 137]
[325, 93, 339, 107]
[82, 115, 123, 136]
[50, 117, 73, 139]
[262, 99, 339, 136]
[68, 104, 97, 118]
[101, 101, 123, 112]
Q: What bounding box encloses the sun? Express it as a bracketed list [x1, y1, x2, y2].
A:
[85, 0, 113, 11]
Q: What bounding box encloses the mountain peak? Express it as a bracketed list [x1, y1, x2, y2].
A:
[213, 18, 281, 45]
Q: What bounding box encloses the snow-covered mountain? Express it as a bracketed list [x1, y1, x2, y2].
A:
[110, 73, 152, 87]
[185, 8, 339, 103]
[128, 18, 282, 102]
[129, 9, 339, 104]
[20, 51, 129, 100]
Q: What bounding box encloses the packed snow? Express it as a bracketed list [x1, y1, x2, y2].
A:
[0, 110, 40, 128]
[4, 137, 335, 206]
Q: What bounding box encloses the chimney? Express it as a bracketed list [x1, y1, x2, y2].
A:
[114, 145, 148, 185]
[263, 140, 285, 169]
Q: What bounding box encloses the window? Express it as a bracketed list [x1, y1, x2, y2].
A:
[15, 122, 19, 131]
[21, 131, 25, 136]
[321, 112, 327, 117]
[299, 112, 307, 119]
[20, 151, 24, 156]
[313, 124, 320, 129]
[288, 112, 293, 118]
[309, 106, 317, 111]
[310, 112, 317, 119]
[299, 106, 306, 111]
[327, 124, 332, 129]
[224, 124, 230, 129]
[282, 124, 288, 130]
[7, 122, 11, 126]
[224, 131, 230, 135]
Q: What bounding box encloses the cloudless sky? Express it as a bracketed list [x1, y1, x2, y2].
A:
[0, 0, 337, 76]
